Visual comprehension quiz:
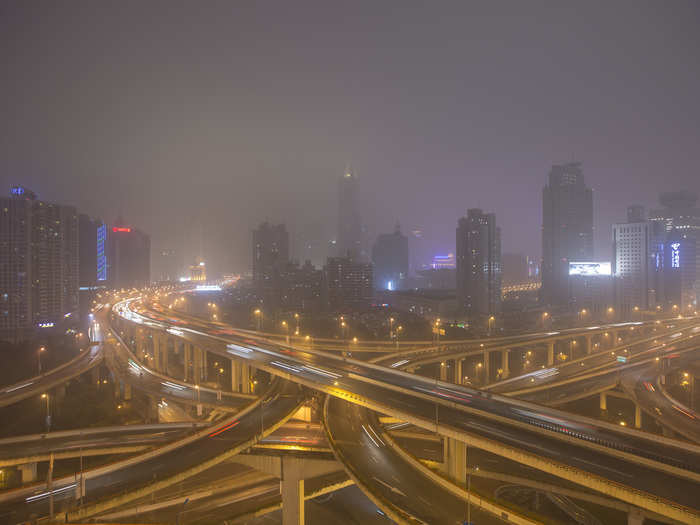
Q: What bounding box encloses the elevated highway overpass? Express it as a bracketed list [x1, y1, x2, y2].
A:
[112, 296, 700, 523]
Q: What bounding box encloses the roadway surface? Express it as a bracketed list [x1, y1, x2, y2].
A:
[487, 325, 700, 395]
[103, 308, 255, 411]
[0, 345, 102, 409]
[621, 351, 700, 443]
[325, 395, 502, 524]
[372, 318, 699, 368]
[0, 423, 203, 467]
[118, 297, 700, 520]
[0, 378, 301, 524]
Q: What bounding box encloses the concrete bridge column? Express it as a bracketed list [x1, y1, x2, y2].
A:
[584, 335, 592, 355]
[440, 437, 467, 486]
[162, 337, 170, 376]
[184, 344, 192, 382]
[240, 364, 250, 394]
[546, 342, 554, 366]
[455, 359, 463, 385]
[483, 350, 490, 383]
[193, 346, 203, 383]
[281, 456, 305, 525]
[202, 350, 208, 381]
[628, 507, 644, 525]
[600, 392, 607, 412]
[152, 333, 162, 372]
[439, 361, 448, 382]
[18, 462, 37, 483]
[501, 349, 510, 379]
[231, 359, 240, 392]
[634, 403, 642, 429]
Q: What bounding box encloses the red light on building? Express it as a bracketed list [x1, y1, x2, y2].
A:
[112, 227, 131, 233]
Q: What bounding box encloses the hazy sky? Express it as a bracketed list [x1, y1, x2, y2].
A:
[2, 1, 699, 276]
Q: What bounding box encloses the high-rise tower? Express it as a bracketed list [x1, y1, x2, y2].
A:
[541, 162, 593, 308]
[456, 209, 501, 319]
[337, 168, 362, 260]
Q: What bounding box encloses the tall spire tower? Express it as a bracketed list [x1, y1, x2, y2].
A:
[337, 166, 362, 260]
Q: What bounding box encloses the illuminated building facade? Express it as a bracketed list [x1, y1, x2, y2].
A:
[324, 255, 373, 311]
[613, 208, 653, 315]
[568, 261, 613, 317]
[1, 187, 78, 341]
[189, 258, 207, 282]
[456, 208, 501, 319]
[649, 192, 700, 310]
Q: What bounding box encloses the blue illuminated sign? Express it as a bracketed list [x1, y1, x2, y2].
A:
[670, 242, 680, 269]
[10, 186, 25, 196]
[97, 224, 107, 281]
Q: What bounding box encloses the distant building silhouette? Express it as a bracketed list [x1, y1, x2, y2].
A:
[371, 224, 408, 291]
[541, 162, 593, 308]
[252, 222, 289, 308]
[337, 167, 363, 260]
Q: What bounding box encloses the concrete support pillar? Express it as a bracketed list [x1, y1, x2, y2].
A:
[231, 359, 239, 392]
[634, 403, 642, 429]
[628, 507, 645, 525]
[584, 335, 592, 355]
[124, 382, 132, 401]
[162, 337, 169, 376]
[152, 333, 162, 372]
[501, 349, 510, 379]
[240, 364, 250, 394]
[600, 392, 607, 412]
[18, 462, 37, 483]
[546, 342, 554, 366]
[440, 437, 467, 486]
[281, 456, 305, 525]
[184, 344, 191, 382]
[439, 362, 448, 382]
[455, 359, 463, 385]
[202, 350, 208, 381]
[483, 350, 490, 383]
[193, 347, 203, 383]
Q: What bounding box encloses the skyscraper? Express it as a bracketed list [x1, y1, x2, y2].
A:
[337, 168, 362, 260]
[541, 162, 593, 308]
[371, 224, 408, 291]
[252, 222, 290, 307]
[106, 220, 151, 290]
[1, 187, 79, 341]
[613, 207, 652, 315]
[456, 209, 501, 319]
[649, 191, 700, 309]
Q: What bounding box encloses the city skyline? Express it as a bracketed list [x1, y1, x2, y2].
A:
[2, 2, 700, 274]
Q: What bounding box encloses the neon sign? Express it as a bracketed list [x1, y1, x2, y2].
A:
[112, 227, 131, 233]
[10, 186, 24, 196]
[671, 242, 680, 268]
[569, 261, 611, 276]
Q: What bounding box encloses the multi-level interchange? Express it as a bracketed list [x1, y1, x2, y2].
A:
[0, 286, 697, 525]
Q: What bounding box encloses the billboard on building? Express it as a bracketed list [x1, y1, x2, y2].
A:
[569, 261, 611, 276]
